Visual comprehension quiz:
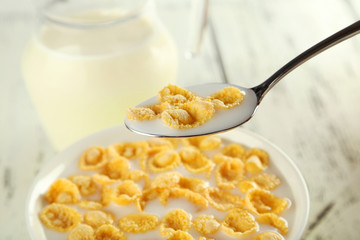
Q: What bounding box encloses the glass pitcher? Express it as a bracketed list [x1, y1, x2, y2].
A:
[22, 0, 178, 150]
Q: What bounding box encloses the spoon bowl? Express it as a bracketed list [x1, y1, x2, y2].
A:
[125, 20, 360, 137]
[125, 83, 258, 137]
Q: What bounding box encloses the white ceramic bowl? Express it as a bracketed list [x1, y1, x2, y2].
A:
[26, 125, 309, 240]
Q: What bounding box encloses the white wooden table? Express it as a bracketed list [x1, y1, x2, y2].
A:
[1, 0, 360, 239]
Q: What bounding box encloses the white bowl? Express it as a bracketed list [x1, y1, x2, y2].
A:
[26, 125, 309, 240]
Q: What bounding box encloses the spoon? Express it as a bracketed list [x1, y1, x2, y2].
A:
[125, 20, 360, 138]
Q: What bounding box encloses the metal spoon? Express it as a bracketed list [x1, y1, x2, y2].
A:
[125, 20, 360, 137]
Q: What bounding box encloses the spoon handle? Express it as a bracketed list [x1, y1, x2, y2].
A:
[252, 20, 360, 102]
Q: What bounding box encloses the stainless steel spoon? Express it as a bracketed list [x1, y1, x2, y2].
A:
[125, 20, 360, 137]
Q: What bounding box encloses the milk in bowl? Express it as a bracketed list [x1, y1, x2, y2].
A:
[22, 0, 178, 150]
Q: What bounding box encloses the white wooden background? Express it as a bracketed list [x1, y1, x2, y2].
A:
[1, 0, 360, 239]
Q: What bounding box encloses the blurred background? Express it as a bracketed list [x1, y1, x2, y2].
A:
[1, 0, 360, 239]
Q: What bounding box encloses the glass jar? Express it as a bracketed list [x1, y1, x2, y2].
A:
[22, 0, 178, 150]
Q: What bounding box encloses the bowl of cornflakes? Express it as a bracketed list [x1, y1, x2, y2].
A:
[26, 125, 309, 240]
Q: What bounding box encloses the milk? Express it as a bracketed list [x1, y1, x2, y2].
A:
[22, 9, 178, 150]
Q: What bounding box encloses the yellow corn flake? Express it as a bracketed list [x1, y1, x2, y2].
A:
[148, 137, 176, 149]
[250, 173, 281, 191]
[257, 213, 288, 235]
[78, 200, 104, 210]
[245, 148, 269, 174]
[221, 208, 259, 237]
[149, 149, 181, 173]
[45, 178, 80, 204]
[179, 147, 214, 175]
[118, 213, 159, 233]
[67, 224, 94, 240]
[192, 214, 221, 235]
[108, 141, 148, 160]
[208, 87, 244, 109]
[136, 188, 159, 212]
[179, 176, 207, 193]
[161, 100, 215, 129]
[127, 170, 150, 189]
[68, 175, 97, 196]
[182, 136, 222, 151]
[151, 172, 181, 190]
[204, 187, 244, 211]
[94, 224, 127, 240]
[140, 147, 168, 172]
[92, 173, 119, 186]
[251, 231, 284, 240]
[167, 230, 194, 240]
[103, 156, 130, 180]
[165, 188, 208, 209]
[238, 180, 258, 193]
[245, 189, 289, 215]
[221, 143, 246, 159]
[198, 136, 222, 151]
[197, 237, 214, 240]
[126, 107, 157, 121]
[216, 158, 244, 189]
[158, 84, 198, 106]
[112, 180, 141, 205]
[159, 209, 191, 237]
[101, 187, 113, 207]
[84, 210, 114, 229]
[127, 102, 171, 121]
[39, 203, 82, 232]
[79, 146, 108, 171]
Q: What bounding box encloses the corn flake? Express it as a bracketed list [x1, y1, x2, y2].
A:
[79, 146, 108, 171]
[221, 208, 258, 237]
[148, 138, 176, 149]
[103, 156, 130, 180]
[68, 224, 94, 240]
[180, 147, 214, 175]
[251, 173, 281, 191]
[118, 213, 159, 233]
[84, 210, 114, 229]
[179, 176, 207, 193]
[193, 214, 221, 235]
[166, 230, 194, 240]
[92, 173, 119, 186]
[238, 180, 258, 193]
[221, 143, 246, 159]
[159, 209, 191, 236]
[245, 189, 289, 215]
[257, 213, 288, 235]
[112, 180, 141, 205]
[151, 172, 181, 190]
[69, 175, 97, 196]
[126, 102, 170, 121]
[149, 149, 181, 173]
[251, 232, 284, 240]
[136, 188, 159, 212]
[161, 100, 215, 129]
[94, 224, 127, 240]
[166, 188, 208, 209]
[39, 203, 82, 232]
[245, 148, 269, 174]
[216, 158, 244, 189]
[158, 84, 198, 106]
[182, 136, 222, 151]
[126, 107, 157, 121]
[45, 178, 80, 204]
[204, 187, 244, 211]
[108, 141, 148, 160]
[208, 87, 244, 109]
[78, 200, 104, 210]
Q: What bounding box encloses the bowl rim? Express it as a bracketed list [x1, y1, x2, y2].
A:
[25, 125, 310, 240]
